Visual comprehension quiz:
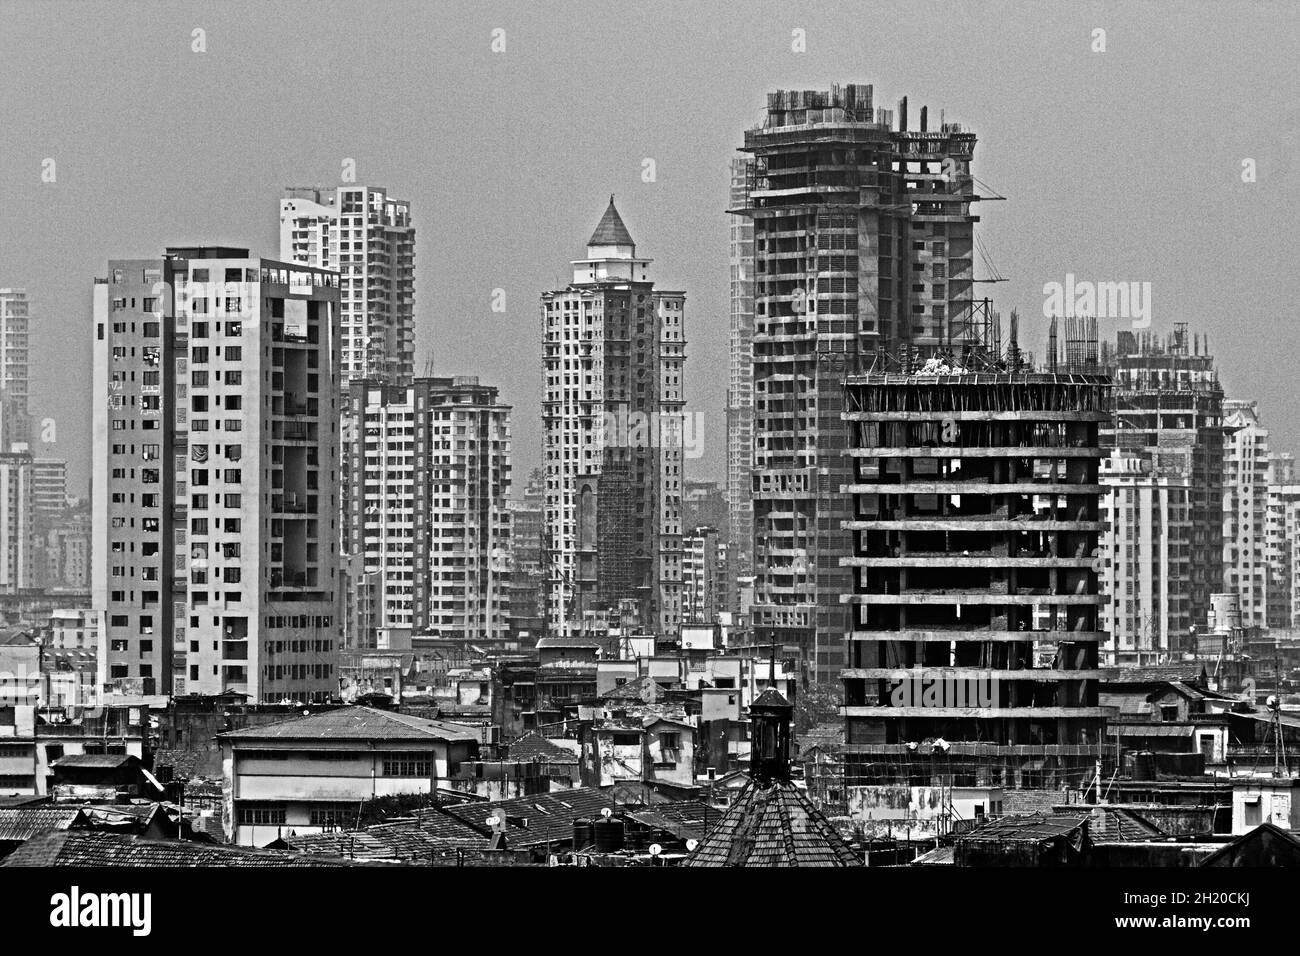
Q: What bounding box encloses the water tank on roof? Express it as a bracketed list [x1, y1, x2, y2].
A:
[593, 816, 625, 853]
[572, 818, 595, 851]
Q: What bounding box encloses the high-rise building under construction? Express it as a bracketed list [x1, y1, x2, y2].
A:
[733, 84, 979, 682]
[841, 370, 1111, 788]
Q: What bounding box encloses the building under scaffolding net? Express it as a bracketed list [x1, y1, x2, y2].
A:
[837, 371, 1113, 789]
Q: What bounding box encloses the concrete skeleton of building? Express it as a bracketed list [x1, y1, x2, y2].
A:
[840, 371, 1110, 788]
[343, 376, 511, 647]
[91, 248, 342, 701]
[734, 84, 980, 684]
[280, 186, 415, 387]
[541, 198, 685, 637]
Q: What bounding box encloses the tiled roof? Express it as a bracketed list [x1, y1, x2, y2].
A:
[751, 688, 792, 709]
[1100, 665, 1207, 685]
[682, 779, 861, 867]
[442, 788, 618, 847]
[218, 706, 479, 742]
[0, 807, 82, 843]
[1200, 822, 1300, 867]
[507, 732, 579, 762]
[286, 811, 489, 863]
[959, 813, 1090, 844]
[624, 800, 715, 841]
[0, 831, 346, 867]
[1074, 806, 1166, 841]
[601, 675, 663, 704]
[587, 198, 634, 248]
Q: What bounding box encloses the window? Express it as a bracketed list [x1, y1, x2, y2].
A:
[381, 753, 432, 777]
[237, 805, 286, 826]
[309, 804, 357, 827]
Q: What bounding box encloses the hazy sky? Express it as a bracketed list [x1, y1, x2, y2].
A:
[2, 0, 1297, 496]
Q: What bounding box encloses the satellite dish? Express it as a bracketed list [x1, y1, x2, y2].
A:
[685, 839, 698, 852]
[649, 843, 662, 856]
[600, 807, 613, 820]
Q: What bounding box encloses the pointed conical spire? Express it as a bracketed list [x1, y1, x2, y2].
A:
[587, 195, 635, 250]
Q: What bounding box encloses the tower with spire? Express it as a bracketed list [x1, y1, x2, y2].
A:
[541, 198, 686, 638]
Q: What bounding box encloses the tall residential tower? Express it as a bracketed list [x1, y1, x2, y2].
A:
[92, 249, 342, 700]
[541, 199, 686, 636]
[280, 186, 415, 386]
[343, 376, 512, 647]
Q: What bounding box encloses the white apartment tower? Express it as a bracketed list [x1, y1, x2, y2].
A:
[344, 376, 512, 646]
[1223, 399, 1270, 628]
[541, 199, 685, 636]
[0, 289, 33, 450]
[0, 451, 35, 593]
[280, 186, 415, 386]
[92, 248, 342, 700]
[1266, 465, 1300, 630]
[1100, 451, 1193, 665]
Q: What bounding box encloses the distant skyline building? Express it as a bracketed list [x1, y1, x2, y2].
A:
[1265, 460, 1300, 631]
[1099, 450, 1193, 665]
[683, 478, 728, 538]
[735, 83, 979, 683]
[682, 525, 727, 625]
[280, 186, 415, 387]
[30, 457, 67, 518]
[1222, 399, 1270, 629]
[92, 248, 342, 700]
[0, 288, 33, 450]
[541, 198, 685, 636]
[0, 450, 36, 594]
[506, 468, 547, 638]
[343, 375, 511, 647]
[1101, 325, 1224, 644]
